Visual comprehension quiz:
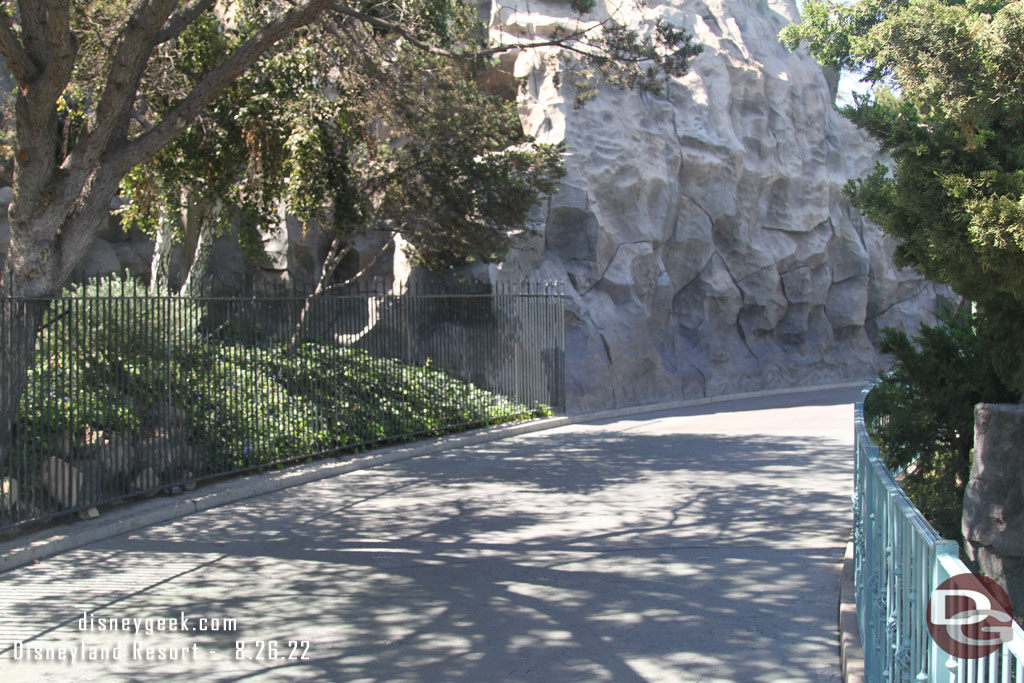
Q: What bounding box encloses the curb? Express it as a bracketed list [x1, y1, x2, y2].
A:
[0, 415, 570, 574]
[840, 537, 866, 683]
[566, 380, 871, 423]
[0, 380, 871, 574]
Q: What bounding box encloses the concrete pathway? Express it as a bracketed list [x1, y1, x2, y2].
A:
[0, 387, 861, 682]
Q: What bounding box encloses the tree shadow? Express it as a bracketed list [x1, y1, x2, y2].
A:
[0, 399, 854, 682]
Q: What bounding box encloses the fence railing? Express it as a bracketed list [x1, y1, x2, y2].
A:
[0, 277, 565, 532]
[854, 386, 1024, 681]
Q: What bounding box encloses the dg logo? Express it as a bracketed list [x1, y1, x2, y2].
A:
[927, 573, 1015, 659]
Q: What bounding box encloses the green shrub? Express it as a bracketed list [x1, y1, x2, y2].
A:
[17, 276, 198, 447]
[15, 275, 547, 501]
[180, 342, 541, 471]
[865, 307, 1015, 540]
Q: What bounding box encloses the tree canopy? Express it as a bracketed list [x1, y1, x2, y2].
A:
[0, 0, 699, 295]
[781, 0, 1024, 391]
[118, 9, 567, 291]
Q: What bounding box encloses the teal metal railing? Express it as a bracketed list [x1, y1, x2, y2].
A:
[856, 387, 1024, 679]
[854, 386, 1024, 681]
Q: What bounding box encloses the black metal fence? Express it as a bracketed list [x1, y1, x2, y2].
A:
[0, 277, 564, 531]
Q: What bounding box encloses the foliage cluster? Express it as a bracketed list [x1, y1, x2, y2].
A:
[95, 0, 698, 276]
[113, 3, 565, 268]
[863, 309, 1015, 540]
[16, 275, 544, 482]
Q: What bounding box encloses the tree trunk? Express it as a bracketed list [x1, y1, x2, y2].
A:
[0, 171, 120, 468]
[178, 197, 222, 298]
[149, 203, 177, 292]
[179, 220, 215, 298]
[286, 233, 396, 352]
[287, 237, 352, 352]
[0, 0, 338, 468]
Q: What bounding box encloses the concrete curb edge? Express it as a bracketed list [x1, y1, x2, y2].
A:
[0, 380, 872, 574]
[840, 536, 866, 683]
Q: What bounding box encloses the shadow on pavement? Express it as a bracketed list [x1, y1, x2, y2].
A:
[0, 407, 852, 682]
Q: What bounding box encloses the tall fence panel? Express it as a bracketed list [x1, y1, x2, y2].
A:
[854, 386, 1024, 681]
[0, 278, 565, 532]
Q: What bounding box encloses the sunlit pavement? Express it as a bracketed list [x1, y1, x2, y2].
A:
[0, 387, 860, 682]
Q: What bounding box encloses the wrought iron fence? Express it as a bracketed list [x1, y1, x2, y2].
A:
[854, 386, 1024, 681]
[0, 277, 564, 532]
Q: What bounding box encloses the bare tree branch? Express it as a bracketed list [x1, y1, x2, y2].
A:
[287, 236, 353, 351]
[0, 11, 38, 86]
[288, 233, 396, 351]
[328, 2, 458, 57]
[328, 2, 615, 62]
[132, 109, 155, 132]
[65, 0, 180, 176]
[322, 234, 394, 293]
[155, 0, 218, 45]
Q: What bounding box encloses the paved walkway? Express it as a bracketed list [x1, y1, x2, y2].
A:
[0, 387, 860, 682]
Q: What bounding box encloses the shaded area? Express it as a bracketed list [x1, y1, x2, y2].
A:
[0, 388, 858, 681]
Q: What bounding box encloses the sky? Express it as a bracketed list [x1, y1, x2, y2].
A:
[793, 0, 874, 106]
[836, 69, 871, 107]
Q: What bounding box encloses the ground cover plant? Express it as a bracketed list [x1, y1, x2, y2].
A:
[10, 275, 546, 519]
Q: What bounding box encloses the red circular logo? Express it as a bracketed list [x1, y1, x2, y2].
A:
[927, 573, 1014, 659]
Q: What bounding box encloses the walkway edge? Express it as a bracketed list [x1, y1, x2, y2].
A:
[0, 380, 870, 574]
[840, 537, 866, 683]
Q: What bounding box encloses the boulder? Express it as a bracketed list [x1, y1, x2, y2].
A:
[72, 238, 122, 281]
[0, 477, 16, 511]
[132, 468, 160, 496]
[42, 456, 91, 509]
[90, 432, 135, 478]
[111, 241, 154, 280]
[150, 402, 187, 429]
[134, 427, 200, 478]
[963, 403, 1024, 611]
[825, 276, 869, 329]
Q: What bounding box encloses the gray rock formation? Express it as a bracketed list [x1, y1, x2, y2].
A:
[0, 0, 953, 414]
[963, 403, 1024, 611]
[484, 0, 954, 411]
